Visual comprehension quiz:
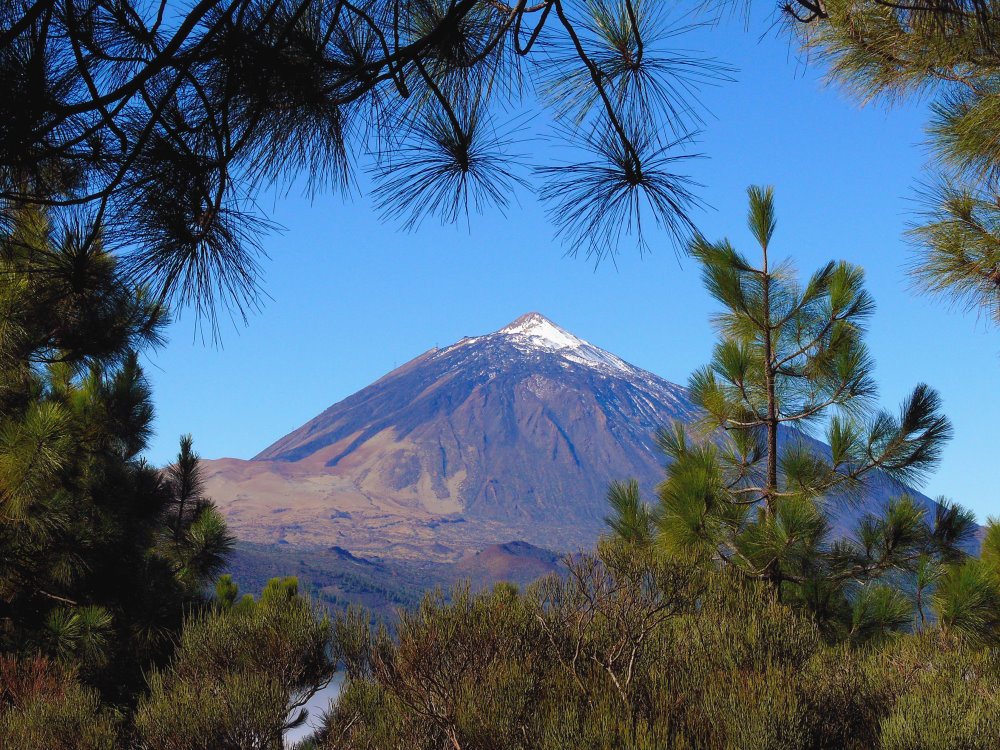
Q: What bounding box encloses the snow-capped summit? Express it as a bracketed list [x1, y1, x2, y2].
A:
[497, 312, 583, 348]
[486, 313, 637, 376]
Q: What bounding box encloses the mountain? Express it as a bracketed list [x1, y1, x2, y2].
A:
[202, 312, 946, 563]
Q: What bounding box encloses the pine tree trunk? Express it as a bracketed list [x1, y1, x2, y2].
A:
[762, 251, 777, 515]
[761, 246, 781, 595]
[174, 493, 185, 544]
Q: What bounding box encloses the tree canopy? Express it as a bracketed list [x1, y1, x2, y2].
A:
[605, 186, 986, 640]
[0, 205, 234, 704]
[777, 0, 1000, 327]
[1, 0, 732, 329]
[4, 5, 1000, 748]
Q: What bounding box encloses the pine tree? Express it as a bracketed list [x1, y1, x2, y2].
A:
[608, 186, 974, 633]
[1, 0, 733, 327]
[777, 0, 1000, 327]
[160, 434, 234, 596]
[0, 206, 233, 703]
[931, 517, 1000, 645]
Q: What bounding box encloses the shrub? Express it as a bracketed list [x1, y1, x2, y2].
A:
[879, 639, 1000, 750]
[0, 654, 118, 750]
[136, 577, 334, 750]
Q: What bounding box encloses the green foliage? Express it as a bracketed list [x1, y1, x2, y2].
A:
[533, 542, 704, 707]
[368, 580, 545, 749]
[907, 183, 1000, 325]
[932, 558, 1000, 645]
[215, 574, 242, 610]
[320, 547, 814, 748]
[313, 546, 1000, 749]
[607, 187, 968, 643]
[136, 577, 335, 750]
[981, 517, 1000, 573]
[159, 436, 235, 596]
[780, 0, 1000, 327]
[0, 206, 235, 706]
[603, 478, 653, 548]
[0, 654, 119, 750]
[849, 584, 912, 643]
[44, 606, 114, 668]
[879, 639, 1000, 750]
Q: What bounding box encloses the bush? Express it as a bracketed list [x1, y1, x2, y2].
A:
[312, 545, 1000, 750]
[136, 577, 335, 750]
[879, 639, 1000, 750]
[0, 654, 119, 750]
[316, 546, 844, 749]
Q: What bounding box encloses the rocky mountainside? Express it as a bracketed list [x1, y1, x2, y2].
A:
[203, 313, 945, 563]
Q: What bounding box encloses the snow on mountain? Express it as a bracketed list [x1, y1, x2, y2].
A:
[447, 312, 640, 377]
[499, 312, 583, 348]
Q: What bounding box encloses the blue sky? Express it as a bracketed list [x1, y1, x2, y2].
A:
[144, 7, 999, 523]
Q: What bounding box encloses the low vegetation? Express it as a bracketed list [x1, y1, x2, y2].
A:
[309, 536, 1000, 750]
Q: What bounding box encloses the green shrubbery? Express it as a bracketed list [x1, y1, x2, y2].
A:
[308, 539, 1000, 750]
[136, 577, 336, 750]
[5, 536, 996, 749]
[878, 639, 1000, 750]
[0, 655, 119, 750]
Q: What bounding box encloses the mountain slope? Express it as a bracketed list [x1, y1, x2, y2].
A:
[202, 313, 946, 562]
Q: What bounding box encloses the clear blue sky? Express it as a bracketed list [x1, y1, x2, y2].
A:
[143, 8, 999, 523]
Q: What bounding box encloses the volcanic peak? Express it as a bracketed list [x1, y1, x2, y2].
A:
[498, 312, 583, 349]
[449, 312, 637, 377]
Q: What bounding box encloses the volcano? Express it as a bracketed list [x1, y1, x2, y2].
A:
[202, 313, 945, 562]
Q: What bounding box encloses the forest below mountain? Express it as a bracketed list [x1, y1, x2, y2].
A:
[225, 540, 563, 618]
[4, 0, 1000, 749]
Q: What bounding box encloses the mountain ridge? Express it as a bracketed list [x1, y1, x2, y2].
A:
[203, 313, 949, 563]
